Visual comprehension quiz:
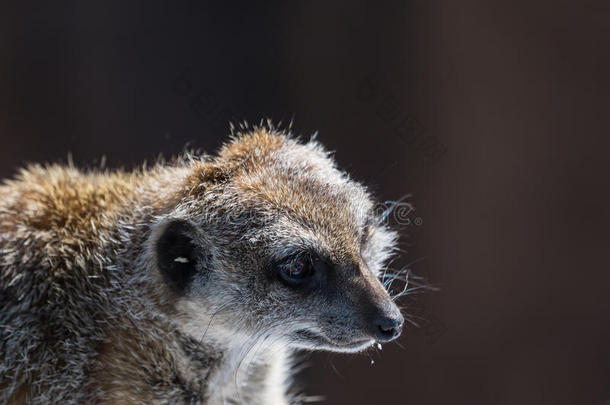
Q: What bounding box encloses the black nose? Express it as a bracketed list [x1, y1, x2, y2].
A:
[373, 313, 404, 342]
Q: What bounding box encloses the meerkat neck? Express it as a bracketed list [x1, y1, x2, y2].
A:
[206, 339, 291, 405]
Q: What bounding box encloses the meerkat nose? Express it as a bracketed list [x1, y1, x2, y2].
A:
[372, 312, 404, 343]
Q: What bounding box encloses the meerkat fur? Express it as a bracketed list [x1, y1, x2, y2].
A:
[0, 124, 404, 404]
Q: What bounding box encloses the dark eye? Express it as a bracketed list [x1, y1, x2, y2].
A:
[279, 255, 313, 284]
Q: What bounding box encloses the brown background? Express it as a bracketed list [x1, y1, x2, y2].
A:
[1, 1, 609, 404]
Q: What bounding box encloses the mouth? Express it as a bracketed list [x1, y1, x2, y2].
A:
[294, 329, 374, 352]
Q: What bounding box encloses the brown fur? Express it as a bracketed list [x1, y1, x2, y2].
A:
[0, 126, 402, 404]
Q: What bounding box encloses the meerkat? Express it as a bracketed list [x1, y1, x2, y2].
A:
[0, 125, 404, 404]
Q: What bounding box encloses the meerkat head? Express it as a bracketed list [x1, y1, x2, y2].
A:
[150, 127, 403, 353]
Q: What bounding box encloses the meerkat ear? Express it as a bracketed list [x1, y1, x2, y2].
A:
[155, 219, 201, 294]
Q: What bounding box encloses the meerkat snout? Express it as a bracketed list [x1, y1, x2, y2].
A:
[371, 305, 404, 343]
[356, 266, 405, 343]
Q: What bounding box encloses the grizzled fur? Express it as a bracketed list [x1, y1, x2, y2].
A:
[0, 126, 402, 404]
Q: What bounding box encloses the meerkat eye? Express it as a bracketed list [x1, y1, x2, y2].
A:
[288, 256, 310, 277]
[279, 254, 313, 285]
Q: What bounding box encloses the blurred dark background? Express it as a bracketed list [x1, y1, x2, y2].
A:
[1, 1, 609, 404]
